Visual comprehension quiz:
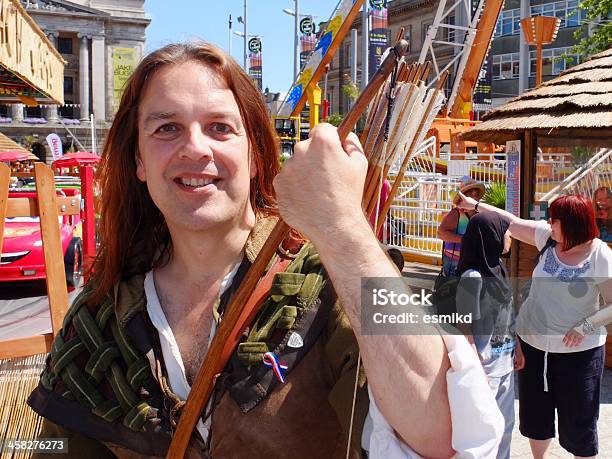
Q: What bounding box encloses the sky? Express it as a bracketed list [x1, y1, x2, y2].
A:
[145, 0, 337, 94]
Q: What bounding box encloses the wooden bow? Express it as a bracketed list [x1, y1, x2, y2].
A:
[166, 39, 420, 458]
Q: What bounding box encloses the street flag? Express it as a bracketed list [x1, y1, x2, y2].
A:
[46, 133, 63, 160]
[299, 16, 317, 69]
[248, 37, 263, 91]
[368, 0, 388, 81]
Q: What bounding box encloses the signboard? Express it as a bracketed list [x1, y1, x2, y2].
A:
[248, 37, 261, 53]
[299, 16, 317, 69]
[46, 133, 63, 161]
[529, 202, 548, 221]
[473, 54, 492, 109]
[113, 47, 137, 113]
[248, 37, 263, 91]
[368, 0, 388, 81]
[505, 140, 521, 217]
[300, 16, 314, 35]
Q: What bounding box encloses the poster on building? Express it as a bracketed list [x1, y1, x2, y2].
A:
[473, 54, 492, 110]
[300, 16, 317, 69]
[113, 47, 137, 112]
[248, 37, 263, 91]
[505, 140, 521, 217]
[368, 0, 388, 81]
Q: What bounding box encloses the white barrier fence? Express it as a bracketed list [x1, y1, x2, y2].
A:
[382, 177, 458, 259]
[383, 146, 509, 259]
[382, 145, 610, 260]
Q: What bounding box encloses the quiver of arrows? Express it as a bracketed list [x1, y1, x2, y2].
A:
[360, 61, 447, 235]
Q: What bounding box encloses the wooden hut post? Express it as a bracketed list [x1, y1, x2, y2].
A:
[511, 129, 539, 294]
[522, 129, 538, 220]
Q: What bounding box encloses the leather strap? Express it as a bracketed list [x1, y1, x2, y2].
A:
[217, 231, 304, 376]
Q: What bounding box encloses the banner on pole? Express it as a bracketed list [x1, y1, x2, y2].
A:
[299, 16, 317, 69]
[248, 37, 263, 91]
[113, 47, 137, 113]
[505, 140, 521, 217]
[368, 0, 388, 81]
[46, 133, 63, 161]
[473, 54, 493, 111]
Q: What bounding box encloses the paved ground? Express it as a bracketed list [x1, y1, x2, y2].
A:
[403, 262, 612, 458]
[0, 280, 81, 340]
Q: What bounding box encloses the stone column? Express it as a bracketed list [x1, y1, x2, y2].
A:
[91, 34, 106, 122]
[106, 44, 114, 117]
[78, 33, 91, 123]
[46, 31, 59, 123]
[11, 104, 24, 122]
[518, 0, 530, 94]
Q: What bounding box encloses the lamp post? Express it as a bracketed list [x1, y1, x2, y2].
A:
[237, 1, 248, 70]
[520, 16, 560, 87]
[282, 1, 300, 80]
[228, 14, 233, 57]
[244, 0, 248, 71]
[294, 0, 299, 79]
[361, 0, 369, 90]
[234, 28, 245, 63]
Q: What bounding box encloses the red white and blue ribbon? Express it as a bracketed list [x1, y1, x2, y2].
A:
[262, 352, 288, 384]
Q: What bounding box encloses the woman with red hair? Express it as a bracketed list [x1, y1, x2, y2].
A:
[455, 193, 612, 459]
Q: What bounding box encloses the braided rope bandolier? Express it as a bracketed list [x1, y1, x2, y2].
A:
[40, 290, 155, 432]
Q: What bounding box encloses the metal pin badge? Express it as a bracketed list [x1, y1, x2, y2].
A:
[287, 332, 304, 349]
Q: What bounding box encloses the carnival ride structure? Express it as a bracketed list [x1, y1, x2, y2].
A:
[0, 152, 99, 287]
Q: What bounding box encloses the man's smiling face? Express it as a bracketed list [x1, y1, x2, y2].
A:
[136, 60, 256, 233]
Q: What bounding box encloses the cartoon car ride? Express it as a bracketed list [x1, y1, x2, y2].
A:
[1, 189, 83, 288]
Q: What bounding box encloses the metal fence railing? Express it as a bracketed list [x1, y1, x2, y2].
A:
[383, 142, 508, 259]
[383, 144, 612, 260]
[382, 176, 458, 258]
[538, 148, 612, 203]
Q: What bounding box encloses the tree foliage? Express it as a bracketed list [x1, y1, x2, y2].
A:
[569, 0, 612, 58]
[327, 112, 345, 127]
[341, 80, 360, 102]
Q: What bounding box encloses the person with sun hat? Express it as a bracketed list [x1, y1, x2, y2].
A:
[437, 176, 486, 277]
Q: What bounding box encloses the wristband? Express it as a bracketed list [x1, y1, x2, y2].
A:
[474, 202, 480, 213]
[581, 318, 596, 335]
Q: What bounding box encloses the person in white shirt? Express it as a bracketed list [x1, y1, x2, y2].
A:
[456, 192, 612, 459]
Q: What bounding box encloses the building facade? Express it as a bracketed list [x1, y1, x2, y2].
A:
[490, 0, 584, 107]
[1, 0, 149, 157]
[325, 0, 441, 116]
[325, 0, 586, 116]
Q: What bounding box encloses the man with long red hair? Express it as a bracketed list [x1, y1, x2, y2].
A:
[28, 42, 503, 458]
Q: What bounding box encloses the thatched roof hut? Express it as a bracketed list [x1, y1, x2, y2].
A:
[461, 47, 612, 144]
